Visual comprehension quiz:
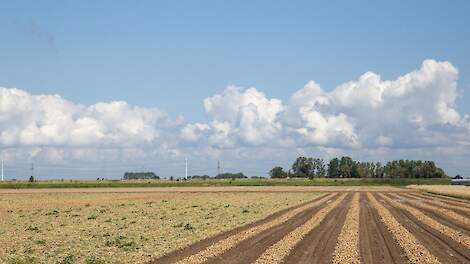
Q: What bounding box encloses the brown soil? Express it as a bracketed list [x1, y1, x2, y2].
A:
[415, 191, 470, 206]
[150, 191, 470, 264]
[406, 191, 470, 211]
[150, 194, 334, 264]
[359, 193, 408, 264]
[377, 193, 470, 264]
[400, 192, 470, 217]
[280, 193, 352, 263]
[391, 193, 470, 234]
[202, 195, 337, 264]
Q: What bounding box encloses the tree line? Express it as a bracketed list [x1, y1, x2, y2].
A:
[269, 156, 447, 179]
[123, 172, 160, 180]
[188, 172, 248, 179]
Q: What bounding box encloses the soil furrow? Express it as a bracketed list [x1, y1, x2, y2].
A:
[367, 193, 440, 264]
[415, 192, 470, 207]
[404, 192, 470, 216]
[203, 194, 334, 264]
[359, 193, 408, 264]
[254, 193, 349, 264]
[390, 193, 470, 234]
[270, 193, 351, 264]
[332, 192, 360, 264]
[150, 192, 333, 264]
[380, 193, 470, 248]
[402, 192, 470, 216]
[150, 191, 469, 264]
[169, 193, 337, 264]
[378, 194, 470, 264]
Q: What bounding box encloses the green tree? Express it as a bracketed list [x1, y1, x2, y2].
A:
[328, 158, 340, 178]
[269, 167, 287, 178]
[292, 157, 313, 178]
[123, 172, 159, 180]
[314, 158, 327, 178]
[215, 172, 247, 179]
[339, 156, 354, 178]
[375, 162, 383, 178]
[289, 156, 446, 179]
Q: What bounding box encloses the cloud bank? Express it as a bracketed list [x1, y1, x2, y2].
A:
[1, 59, 469, 177]
[182, 60, 469, 150]
[0, 88, 182, 147]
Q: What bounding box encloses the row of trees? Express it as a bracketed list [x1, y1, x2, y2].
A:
[123, 172, 160, 180]
[187, 172, 248, 179]
[187, 175, 212, 180]
[121, 172, 249, 180]
[270, 156, 447, 179]
[215, 172, 247, 179]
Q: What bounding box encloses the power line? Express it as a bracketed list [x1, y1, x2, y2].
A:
[0, 159, 273, 179]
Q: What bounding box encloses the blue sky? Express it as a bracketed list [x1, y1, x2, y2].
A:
[1, 1, 470, 178]
[1, 0, 469, 120]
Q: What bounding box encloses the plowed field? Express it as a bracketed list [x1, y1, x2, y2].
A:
[152, 191, 470, 264]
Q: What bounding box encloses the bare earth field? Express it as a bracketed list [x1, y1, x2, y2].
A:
[154, 190, 470, 264]
[1, 186, 469, 264]
[0, 190, 319, 264]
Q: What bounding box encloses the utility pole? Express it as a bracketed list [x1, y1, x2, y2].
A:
[217, 160, 220, 177]
[1, 159, 4, 181]
[31, 163, 34, 179]
[185, 157, 188, 179]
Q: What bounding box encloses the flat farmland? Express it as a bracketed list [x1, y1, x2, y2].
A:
[155, 189, 470, 264]
[1, 187, 469, 264]
[0, 189, 319, 264]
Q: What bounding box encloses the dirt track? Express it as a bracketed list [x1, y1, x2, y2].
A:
[151, 191, 470, 264]
[0, 185, 406, 194]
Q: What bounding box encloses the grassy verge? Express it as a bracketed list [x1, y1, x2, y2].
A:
[0, 178, 450, 189]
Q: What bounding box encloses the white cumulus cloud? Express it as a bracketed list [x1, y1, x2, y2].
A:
[0, 88, 175, 147]
[184, 59, 469, 150]
[191, 86, 284, 146]
[1, 59, 469, 178]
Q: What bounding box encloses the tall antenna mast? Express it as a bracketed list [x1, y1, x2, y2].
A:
[217, 160, 220, 176]
[1, 159, 4, 181]
[185, 157, 188, 179]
